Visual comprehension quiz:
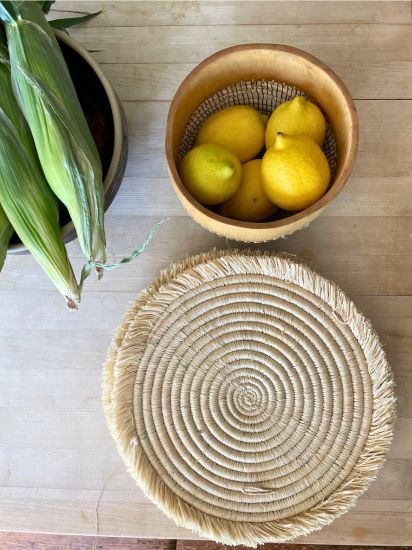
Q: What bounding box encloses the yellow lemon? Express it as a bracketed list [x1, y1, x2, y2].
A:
[262, 133, 330, 211]
[260, 113, 270, 129]
[265, 96, 326, 148]
[180, 143, 241, 205]
[196, 105, 265, 163]
[220, 159, 278, 222]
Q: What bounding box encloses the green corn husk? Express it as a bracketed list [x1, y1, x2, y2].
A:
[0, 205, 13, 273]
[0, 36, 13, 272]
[0, 33, 35, 155]
[36, 1, 55, 14]
[0, 28, 80, 308]
[0, 28, 13, 271]
[0, 1, 106, 266]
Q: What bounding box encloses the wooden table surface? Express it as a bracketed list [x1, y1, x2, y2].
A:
[1, 0, 411, 546]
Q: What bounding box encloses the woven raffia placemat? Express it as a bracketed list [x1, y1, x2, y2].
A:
[103, 250, 396, 546]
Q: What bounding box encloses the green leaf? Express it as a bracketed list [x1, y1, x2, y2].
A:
[49, 11, 101, 30]
[37, 1, 55, 14]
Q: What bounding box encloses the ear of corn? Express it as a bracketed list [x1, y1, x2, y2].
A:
[0, 36, 34, 155]
[0, 27, 80, 308]
[0, 35, 13, 272]
[0, 1, 107, 266]
[0, 110, 81, 308]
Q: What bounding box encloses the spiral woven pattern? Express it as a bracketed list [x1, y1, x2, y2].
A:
[177, 80, 337, 180]
[103, 251, 395, 546]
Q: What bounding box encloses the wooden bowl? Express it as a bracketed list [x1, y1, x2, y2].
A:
[165, 44, 358, 242]
[8, 30, 128, 254]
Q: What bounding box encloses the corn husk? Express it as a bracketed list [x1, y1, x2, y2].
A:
[0, 28, 80, 308]
[0, 1, 106, 266]
[0, 205, 13, 273]
[0, 36, 13, 272]
[0, 35, 35, 154]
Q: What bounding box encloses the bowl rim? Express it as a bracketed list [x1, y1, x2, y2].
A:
[165, 43, 359, 232]
[8, 29, 125, 254]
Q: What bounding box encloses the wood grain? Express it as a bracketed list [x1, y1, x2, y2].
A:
[1, 295, 412, 375]
[68, 24, 412, 65]
[177, 542, 410, 550]
[2, 535, 405, 550]
[0, 489, 411, 545]
[49, 1, 412, 26]
[1, 0, 411, 544]
[1, 216, 412, 296]
[102, 61, 412, 101]
[0, 532, 175, 550]
[102, 176, 412, 217]
[116, 100, 412, 179]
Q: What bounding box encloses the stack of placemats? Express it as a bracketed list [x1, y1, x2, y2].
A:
[103, 250, 395, 546]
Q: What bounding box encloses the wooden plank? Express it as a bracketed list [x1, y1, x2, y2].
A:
[364, 458, 412, 501]
[0, 448, 129, 491]
[7, 401, 411, 454]
[398, 376, 412, 417]
[1, 216, 412, 296]
[0, 365, 103, 409]
[317, 177, 412, 217]
[0, 329, 110, 372]
[1, 436, 410, 495]
[114, 100, 412, 180]
[1, 295, 411, 378]
[102, 61, 412, 101]
[0, 539, 408, 550]
[0, 532, 176, 550]
[177, 541, 411, 550]
[68, 25, 412, 65]
[391, 418, 412, 460]
[1, 1, 411, 544]
[50, 1, 412, 26]
[352, 296, 412, 378]
[0, 407, 112, 450]
[100, 176, 412, 218]
[0, 283, 411, 379]
[0, 488, 187, 539]
[178, 540, 409, 550]
[0, 487, 411, 544]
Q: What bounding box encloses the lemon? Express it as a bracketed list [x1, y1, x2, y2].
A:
[262, 133, 330, 211]
[260, 113, 270, 129]
[196, 105, 265, 163]
[220, 159, 278, 222]
[180, 143, 242, 205]
[265, 96, 326, 148]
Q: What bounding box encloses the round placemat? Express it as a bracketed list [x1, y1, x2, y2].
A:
[103, 250, 395, 546]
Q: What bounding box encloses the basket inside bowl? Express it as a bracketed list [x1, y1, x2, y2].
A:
[177, 80, 337, 221]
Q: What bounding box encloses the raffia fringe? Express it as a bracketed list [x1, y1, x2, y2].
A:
[103, 250, 396, 547]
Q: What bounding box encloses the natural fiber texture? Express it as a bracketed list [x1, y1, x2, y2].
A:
[103, 250, 395, 546]
[177, 80, 337, 180]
